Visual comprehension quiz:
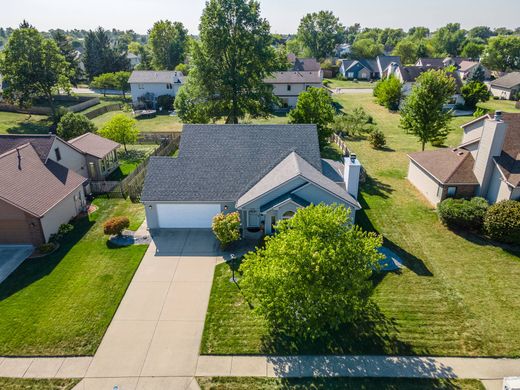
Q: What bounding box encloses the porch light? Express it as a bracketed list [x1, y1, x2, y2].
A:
[224, 205, 228, 210]
[148, 205, 152, 209]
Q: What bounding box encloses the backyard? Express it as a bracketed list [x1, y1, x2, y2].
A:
[0, 198, 147, 356]
[0, 112, 51, 134]
[92, 110, 184, 132]
[324, 78, 376, 89]
[200, 92, 520, 357]
[106, 144, 158, 181]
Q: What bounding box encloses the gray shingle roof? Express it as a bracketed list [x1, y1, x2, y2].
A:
[141, 124, 323, 202]
[128, 70, 184, 84]
[69, 132, 120, 159]
[264, 71, 322, 84]
[491, 72, 520, 89]
[0, 134, 56, 161]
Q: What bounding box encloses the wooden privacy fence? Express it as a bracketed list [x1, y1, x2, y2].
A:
[90, 134, 180, 201]
[329, 133, 350, 156]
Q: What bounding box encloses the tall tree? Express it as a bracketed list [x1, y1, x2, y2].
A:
[0, 26, 71, 119]
[461, 41, 485, 59]
[297, 11, 345, 59]
[350, 38, 384, 59]
[148, 20, 188, 70]
[400, 69, 456, 151]
[392, 38, 419, 64]
[52, 30, 82, 85]
[344, 23, 361, 45]
[408, 26, 430, 40]
[185, 0, 276, 124]
[482, 35, 520, 72]
[431, 23, 466, 56]
[288, 87, 334, 149]
[468, 26, 494, 41]
[84, 27, 129, 80]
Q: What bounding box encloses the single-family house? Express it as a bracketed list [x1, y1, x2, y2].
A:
[415, 58, 445, 68]
[0, 138, 88, 246]
[264, 71, 323, 108]
[490, 72, 520, 100]
[128, 70, 184, 108]
[457, 61, 489, 81]
[407, 112, 520, 205]
[339, 56, 401, 80]
[68, 132, 121, 181]
[443, 57, 470, 68]
[141, 125, 362, 234]
[290, 56, 321, 72]
[127, 52, 142, 69]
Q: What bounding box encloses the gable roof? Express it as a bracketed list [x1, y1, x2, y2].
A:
[491, 72, 520, 89]
[458, 60, 480, 72]
[399, 66, 463, 91]
[236, 152, 359, 209]
[408, 148, 479, 185]
[69, 132, 120, 159]
[494, 113, 520, 187]
[292, 58, 321, 72]
[0, 143, 87, 217]
[142, 124, 323, 202]
[128, 70, 184, 84]
[264, 71, 322, 84]
[0, 134, 56, 161]
[416, 58, 445, 68]
[377, 56, 401, 73]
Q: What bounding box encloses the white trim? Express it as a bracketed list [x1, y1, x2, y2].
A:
[460, 114, 491, 129]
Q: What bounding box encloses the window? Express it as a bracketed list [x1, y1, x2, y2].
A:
[54, 147, 61, 161]
[138, 83, 144, 89]
[447, 186, 457, 197]
[287, 84, 291, 91]
[166, 83, 173, 89]
[347, 72, 354, 79]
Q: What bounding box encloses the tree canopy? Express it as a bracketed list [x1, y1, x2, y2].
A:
[240, 204, 383, 341]
[373, 76, 402, 111]
[182, 0, 276, 124]
[461, 81, 490, 109]
[400, 69, 456, 150]
[98, 114, 138, 152]
[296, 11, 344, 59]
[350, 38, 384, 59]
[51, 30, 82, 85]
[83, 27, 129, 80]
[57, 112, 97, 140]
[482, 35, 520, 72]
[148, 20, 189, 70]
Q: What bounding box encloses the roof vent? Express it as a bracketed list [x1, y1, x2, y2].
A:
[494, 111, 503, 121]
[458, 151, 465, 156]
[350, 153, 357, 163]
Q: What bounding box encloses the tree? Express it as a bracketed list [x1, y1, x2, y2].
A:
[57, 112, 97, 140]
[468, 64, 486, 82]
[184, 0, 276, 124]
[461, 41, 485, 59]
[288, 87, 334, 149]
[240, 204, 383, 341]
[98, 114, 138, 152]
[482, 35, 520, 72]
[392, 38, 419, 65]
[52, 30, 82, 85]
[343, 107, 375, 136]
[148, 20, 188, 70]
[373, 76, 402, 110]
[468, 26, 494, 41]
[114, 71, 131, 99]
[344, 23, 361, 45]
[212, 212, 241, 248]
[297, 11, 344, 59]
[461, 81, 490, 109]
[408, 26, 430, 40]
[84, 27, 129, 80]
[90, 73, 117, 96]
[272, 45, 291, 71]
[174, 82, 211, 123]
[400, 69, 456, 151]
[430, 23, 466, 56]
[350, 38, 384, 59]
[0, 26, 71, 120]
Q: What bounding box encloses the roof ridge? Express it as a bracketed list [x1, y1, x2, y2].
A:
[68, 132, 91, 143]
[444, 150, 471, 183]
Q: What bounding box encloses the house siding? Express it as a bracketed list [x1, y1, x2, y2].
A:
[462, 120, 485, 144]
[130, 82, 182, 105]
[490, 85, 519, 100]
[407, 161, 443, 205]
[49, 138, 88, 178]
[0, 199, 44, 245]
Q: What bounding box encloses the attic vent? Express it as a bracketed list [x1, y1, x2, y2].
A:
[452, 148, 458, 152]
[458, 152, 465, 156]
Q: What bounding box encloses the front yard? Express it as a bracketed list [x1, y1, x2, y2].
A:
[200, 92, 520, 357]
[0, 378, 79, 390]
[0, 198, 147, 356]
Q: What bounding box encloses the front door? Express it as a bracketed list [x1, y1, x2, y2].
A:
[248, 210, 260, 227]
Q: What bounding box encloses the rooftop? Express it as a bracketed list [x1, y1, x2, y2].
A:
[264, 71, 322, 84]
[69, 132, 120, 159]
[128, 70, 184, 84]
[491, 72, 520, 89]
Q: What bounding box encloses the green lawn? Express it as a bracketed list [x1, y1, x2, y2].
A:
[325, 78, 375, 89]
[197, 377, 484, 390]
[479, 99, 520, 113]
[92, 110, 183, 132]
[0, 378, 79, 390]
[0, 198, 147, 356]
[200, 92, 520, 357]
[0, 112, 51, 134]
[106, 144, 157, 181]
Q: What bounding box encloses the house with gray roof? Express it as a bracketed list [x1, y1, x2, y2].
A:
[339, 56, 401, 80]
[407, 112, 520, 205]
[129, 70, 185, 108]
[264, 71, 323, 108]
[490, 72, 520, 100]
[142, 124, 361, 234]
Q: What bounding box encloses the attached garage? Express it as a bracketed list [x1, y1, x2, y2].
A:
[156, 203, 222, 228]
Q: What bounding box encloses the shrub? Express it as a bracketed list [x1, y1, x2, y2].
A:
[103, 216, 130, 236]
[438, 197, 489, 230]
[473, 107, 488, 118]
[373, 76, 402, 111]
[38, 243, 56, 254]
[156, 95, 175, 111]
[483, 200, 520, 244]
[49, 223, 75, 242]
[57, 112, 97, 140]
[461, 80, 491, 109]
[212, 212, 241, 248]
[368, 129, 386, 149]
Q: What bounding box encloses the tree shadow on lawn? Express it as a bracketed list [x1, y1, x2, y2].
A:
[446, 227, 520, 259]
[0, 216, 94, 301]
[6, 120, 52, 135]
[360, 175, 394, 201]
[274, 378, 471, 390]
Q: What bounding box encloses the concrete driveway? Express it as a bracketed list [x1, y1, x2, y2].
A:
[0, 245, 33, 285]
[78, 229, 219, 389]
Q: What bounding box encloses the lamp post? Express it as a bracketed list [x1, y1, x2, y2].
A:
[229, 253, 238, 283]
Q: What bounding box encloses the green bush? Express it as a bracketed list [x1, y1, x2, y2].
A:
[368, 129, 386, 149]
[38, 243, 56, 254]
[49, 223, 75, 242]
[103, 216, 130, 236]
[484, 200, 520, 244]
[156, 95, 175, 111]
[57, 112, 97, 140]
[438, 197, 489, 230]
[212, 212, 241, 248]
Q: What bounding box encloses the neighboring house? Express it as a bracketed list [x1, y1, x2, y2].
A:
[141, 125, 362, 234]
[407, 112, 520, 205]
[415, 58, 445, 68]
[443, 57, 470, 68]
[0, 139, 87, 246]
[127, 52, 141, 69]
[68, 133, 121, 181]
[387, 65, 465, 108]
[288, 55, 323, 78]
[128, 70, 185, 108]
[335, 43, 351, 58]
[264, 71, 323, 108]
[339, 56, 401, 80]
[457, 61, 489, 81]
[490, 72, 520, 100]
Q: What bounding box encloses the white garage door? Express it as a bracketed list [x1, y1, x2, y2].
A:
[156, 203, 221, 228]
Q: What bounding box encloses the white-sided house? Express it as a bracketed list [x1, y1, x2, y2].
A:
[264, 71, 323, 108]
[407, 111, 520, 206]
[127, 52, 141, 69]
[129, 70, 184, 108]
[69, 133, 120, 181]
[490, 72, 520, 100]
[141, 125, 362, 235]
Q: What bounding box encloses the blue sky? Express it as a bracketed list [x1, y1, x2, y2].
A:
[1, 0, 519, 34]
